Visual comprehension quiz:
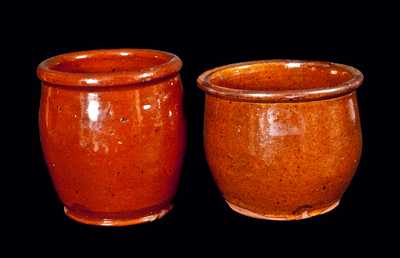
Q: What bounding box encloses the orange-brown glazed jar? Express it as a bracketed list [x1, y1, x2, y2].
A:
[197, 60, 363, 220]
[38, 49, 186, 226]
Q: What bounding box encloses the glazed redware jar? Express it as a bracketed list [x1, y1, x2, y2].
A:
[38, 49, 185, 226]
[197, 60, 363, 220]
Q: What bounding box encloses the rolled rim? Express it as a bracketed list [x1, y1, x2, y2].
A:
[197, 60, 363, 102]
[37, 49, 182, 87]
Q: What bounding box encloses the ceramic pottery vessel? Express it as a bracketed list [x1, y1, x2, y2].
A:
[38, 49, 185, 226]
[197, 60, 363, 220]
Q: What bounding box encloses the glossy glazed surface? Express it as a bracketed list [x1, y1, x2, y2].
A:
[198, 60, 363, 220]
[38, 49, 185, 226]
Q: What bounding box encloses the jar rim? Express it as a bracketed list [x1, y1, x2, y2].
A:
[37, 49, 182, 87]
[197, 60, 363, 103]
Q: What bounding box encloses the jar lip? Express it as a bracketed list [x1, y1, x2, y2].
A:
[197, 60, 363, 103]
[37, 49, 182, 87]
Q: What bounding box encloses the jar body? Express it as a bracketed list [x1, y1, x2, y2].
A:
[39, 75, 185, 225]
[204, 92, 361, 220]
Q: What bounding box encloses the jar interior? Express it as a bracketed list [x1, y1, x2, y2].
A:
[208, 62, 354, 91]
[51, 52, 171, 74]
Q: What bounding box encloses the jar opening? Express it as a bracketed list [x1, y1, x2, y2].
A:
[37, 49, 182, 87]
[52, 53, 170, 74]
[197, 60, 363, 102]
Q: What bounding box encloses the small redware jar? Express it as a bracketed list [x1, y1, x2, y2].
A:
[37, 49, 186, 226]
[197, 60, 363, 220]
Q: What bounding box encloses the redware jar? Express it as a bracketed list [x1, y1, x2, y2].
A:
[197, 60, 363, 220]
[37, 49, 186, 226]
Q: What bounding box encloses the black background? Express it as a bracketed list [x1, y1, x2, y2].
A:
[27, 2, 396, 248]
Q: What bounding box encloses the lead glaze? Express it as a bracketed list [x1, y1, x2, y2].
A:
[198, 60, 363, 220]
[38, 49, 186, 226]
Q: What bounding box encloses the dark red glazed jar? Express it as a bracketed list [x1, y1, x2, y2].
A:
[37, 49, 185, 226]
[198, 60, 363, 220]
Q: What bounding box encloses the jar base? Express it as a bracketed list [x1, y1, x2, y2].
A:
[64, 204, 173, 226]
[225, 200, 340, 221]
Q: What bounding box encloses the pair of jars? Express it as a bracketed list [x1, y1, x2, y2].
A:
[37, 49, 363, 226]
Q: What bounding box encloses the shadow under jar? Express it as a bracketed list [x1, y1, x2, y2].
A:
[37, 49, 186, 226]
[197, 60, 363, 220]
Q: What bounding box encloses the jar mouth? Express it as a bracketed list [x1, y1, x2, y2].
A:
[197, 60, 363, 102]
[37, 49, 182, 87]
